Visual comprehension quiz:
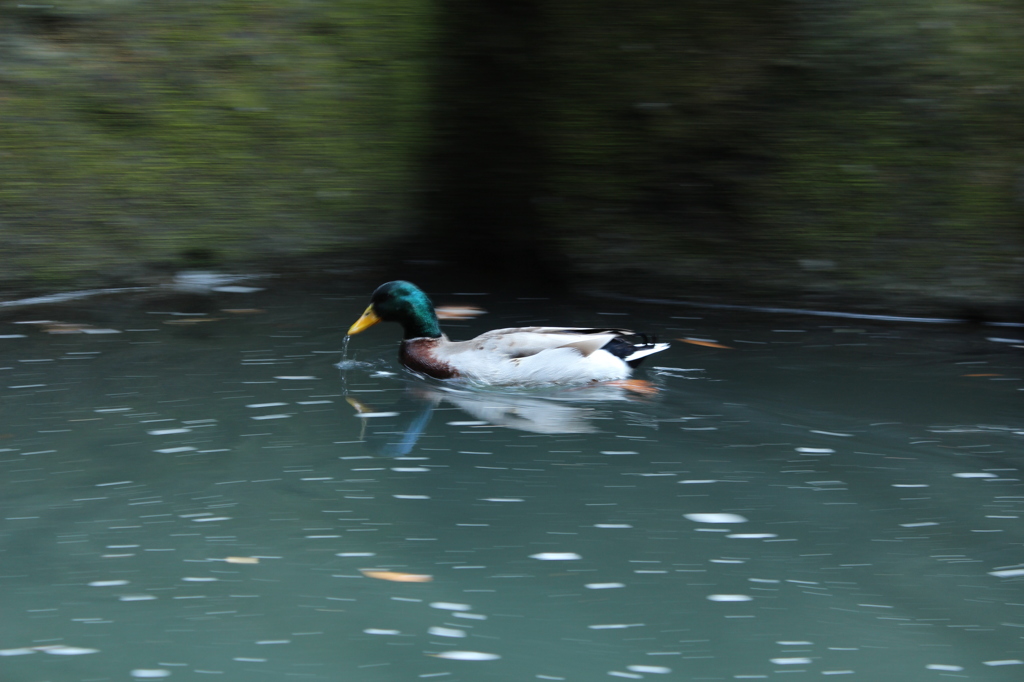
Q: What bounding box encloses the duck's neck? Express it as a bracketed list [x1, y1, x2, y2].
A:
[401, 304, 443, 340]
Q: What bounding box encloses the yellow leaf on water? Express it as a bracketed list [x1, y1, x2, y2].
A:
[677, 338, 731, 349]
[345, 396, 375, 413]
[360, 569, 433, 582]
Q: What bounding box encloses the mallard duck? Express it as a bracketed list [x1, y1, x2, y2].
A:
[347, 281, 669, 386]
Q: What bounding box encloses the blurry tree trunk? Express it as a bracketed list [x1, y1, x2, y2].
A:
[413, 0, 565, 290]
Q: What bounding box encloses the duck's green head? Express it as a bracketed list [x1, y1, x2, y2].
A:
[348, 280, 442, 340]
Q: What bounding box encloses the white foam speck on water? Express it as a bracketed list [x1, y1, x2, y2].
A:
[530, 552, 581, 561]
[212, 285, 264, 293]
[899, 522, 938, 527]
[89, 580, 129, 587]
[892, 484, 929, 488]
[586, 582, 625, 589]
[984, 660, 1024, 666]
[953, 472, 998, 478]
[588, 623, 645, 630]
[155, 447, 196, 453]
[594, 524, 632, 528]
[0, 648, 36, 656]
[796, 447, 834, 454]
[246, 402, 287, 408]
[353, 412, 400, 418]
[771, 658, 812, 665]
[448, 421, 489, 426]
[925, 664, 963, 672]
[430, 602, 472, 611]
[191, 516, 231, 522]
[337, 552, 375, 557]
[120, 595, 158, 601]
[394, 494, 430, 499]
[608, 673, 642, 679]
[130, 670, 172, 678]
[679, 479, 718, 484]
[147, 428, 191, 435]
[274, 376, 318, 380]
[428, 626, 466, 638]
[36, 645, 100, 655]
[364, 629, 401, 635]
[727, 533, 777, 539]
[336, 360, 374, 370]
[810, 430, 853, 437]
[453, 612, 487, 620]
[182, 577, 218, 582]
[627, 665, 672, 673]
[481, 498, 524, 502]
[392, 467, 430, 472]
[600, 451, 638, 455]
[432, 651, 500, 661]
[987, 561, 1024, 573]
[251, 414, 291, 420]
[706, 594, 752, 602]
[684, 513, 748, 524]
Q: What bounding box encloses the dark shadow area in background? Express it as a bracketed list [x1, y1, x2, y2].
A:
[401, 0, 566, 293]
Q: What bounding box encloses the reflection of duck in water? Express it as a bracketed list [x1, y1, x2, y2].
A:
[345, 381, 658, 456]
[347, 281, 668, 387]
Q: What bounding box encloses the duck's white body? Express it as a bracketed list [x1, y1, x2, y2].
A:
[403, 327, 669, 386]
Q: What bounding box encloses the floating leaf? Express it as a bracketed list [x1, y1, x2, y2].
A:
[435, 305, 487, 320]
[605, 379, 660, 395]
[360, 569, 433, 582]
[677, 338, 731, 349]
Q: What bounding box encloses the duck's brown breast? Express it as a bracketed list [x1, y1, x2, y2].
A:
[400, 339, 459, 379]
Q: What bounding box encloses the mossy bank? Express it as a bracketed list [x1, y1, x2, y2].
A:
[1, 1, 1021, 315]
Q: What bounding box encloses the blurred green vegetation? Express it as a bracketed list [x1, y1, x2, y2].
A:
[0, 0, 430, 285]
[535, 0, 1024, 303]
[1, 0, 1021, 307]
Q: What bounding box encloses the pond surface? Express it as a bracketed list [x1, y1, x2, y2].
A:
[1, 279, 1022, 681]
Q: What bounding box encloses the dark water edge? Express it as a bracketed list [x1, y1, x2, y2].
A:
[1, 248, 1020, 327]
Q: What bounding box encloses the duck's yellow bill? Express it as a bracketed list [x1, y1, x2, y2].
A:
[348, 305, 382, 335]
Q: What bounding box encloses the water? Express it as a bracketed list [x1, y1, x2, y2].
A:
[1, 281, 1022, 681]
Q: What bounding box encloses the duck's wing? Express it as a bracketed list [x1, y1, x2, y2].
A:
[445, 327, 634, 359]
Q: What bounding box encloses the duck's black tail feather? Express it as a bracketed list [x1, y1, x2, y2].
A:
[601, 335, 671, 369]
